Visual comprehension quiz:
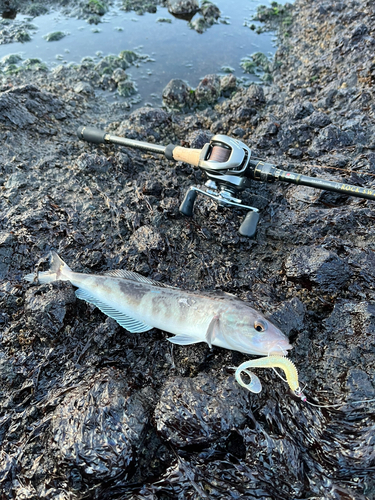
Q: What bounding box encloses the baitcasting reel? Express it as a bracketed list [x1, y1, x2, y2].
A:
[77, 126, 375, 237]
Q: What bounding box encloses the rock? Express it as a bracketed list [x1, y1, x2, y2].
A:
[288, 101, 315, 120]
[117, 107, 171, 140]
[277, 122, 312, 151]
[186, 129, 212, 149]
[167, 0, 199, 16]
[0, 232, 14, 279]
[305, 111, 331, 128]
[112, 67, 127, 83]
[154, 374, 249, 447]
[73, 81, 93, 93]
[117, 79, 137, 97]
[51, 368, 149, 478]
[268, 297, 306, 336]
[0, 85, 64, 128]
[44, 31, 66, 42]
[24, 282, 77, 339]
[162, 78, 193, 110]
[284, 246, 353, 292]
[220, 73, 237, 96]
[246, 84, 266, 105]
[75, 152, 114, 173]
[129, 225, 164, 253]
[234, 105, 257, 122]
[195, 74, 221, 106]
[189, 16, 208, 33]
[201, 0, 220, 19]
[308, 124, 353, 156]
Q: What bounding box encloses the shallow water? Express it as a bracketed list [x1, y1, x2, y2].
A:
[0, 0, 288, 106]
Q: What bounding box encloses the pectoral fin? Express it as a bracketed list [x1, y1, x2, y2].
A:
[168, 334, 204, 345]
[205, 315, 220, 348]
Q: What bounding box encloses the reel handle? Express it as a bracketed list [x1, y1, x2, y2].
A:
[239, 211, 260, 238]
[179, 187, 197, 217]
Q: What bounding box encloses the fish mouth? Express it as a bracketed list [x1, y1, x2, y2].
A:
[253, 337, 292, 356]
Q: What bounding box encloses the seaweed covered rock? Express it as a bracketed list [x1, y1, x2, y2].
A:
[167, 0, 199, 16]
[284, 246, 353, 292]
[195, 73, 221, 106]
[51, 368, 150, 478]
[154, 374, 249, 446]
[162, 78, 194, 110]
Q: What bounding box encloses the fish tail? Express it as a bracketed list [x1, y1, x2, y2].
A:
[24, 252, 72, 284]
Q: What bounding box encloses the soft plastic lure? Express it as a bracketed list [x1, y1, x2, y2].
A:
[234, 355, 307, 401]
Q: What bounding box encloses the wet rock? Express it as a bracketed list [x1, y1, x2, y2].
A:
[220, 73, 237, 96]
[277, 122, 312, 151]
[284, 246, 353, 292]
[200, 0, 220, 20]
[0, 232, 14, 279]
[24, 282, 77, 340]
[117, 107, 171, 140]
[189, 16, 208, 33]
[288, 101, 314, 120]
[129, 225, 164, 253]
[268, 297, 306, 336]
[75, 152, 114, 173]
[154, 373, 249, 446]
[305, 111, 331, 128]
[74, 81, 93, 93]
[117, 78, 137, 97]
[246, 84, 266, 106]
[25, 3, 49, 17]
[86, 0, 108, 15]
[51, 368, 150, 478]
[308, 124, 353, 156]
[167, 0, 199, 16]
[112, 67, 127, 83]
[122, 0, 157, 15]
[186, 129, 212, 148]
[195, 74, 221, 106]
[162, 78, 193, 110]
[44, 31, 66, 42]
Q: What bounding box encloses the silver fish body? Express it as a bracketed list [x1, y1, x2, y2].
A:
[24, 252, 291, 356]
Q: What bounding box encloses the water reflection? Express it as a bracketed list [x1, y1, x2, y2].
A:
[2, 9, 17, 19]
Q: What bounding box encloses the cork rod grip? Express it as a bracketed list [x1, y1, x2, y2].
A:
[172, 146, 201, 167]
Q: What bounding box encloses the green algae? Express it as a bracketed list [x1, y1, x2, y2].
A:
[118, 79, 137, 97]
[15, 31, 31, 43]
[1, 54, 22, 65]
[44, 31, 66, 42]
[87, 0, 108, 15]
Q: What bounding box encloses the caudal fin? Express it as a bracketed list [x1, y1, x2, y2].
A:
[24, 252, 72, 284]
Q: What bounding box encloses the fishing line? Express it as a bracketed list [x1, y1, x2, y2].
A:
[307, 163, 375, 179]
[303, 397, 375, 409]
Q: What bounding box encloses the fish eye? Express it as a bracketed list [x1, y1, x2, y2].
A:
[254, 320, 267, 333]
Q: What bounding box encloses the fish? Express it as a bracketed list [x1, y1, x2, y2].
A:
[24, 252, 292, 356]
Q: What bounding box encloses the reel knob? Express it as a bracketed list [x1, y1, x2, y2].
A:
[239, 211, 260, 238]
[179, 187, 197, 217]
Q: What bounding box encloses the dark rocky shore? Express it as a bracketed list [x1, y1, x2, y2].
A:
[1, 1, 375, 498]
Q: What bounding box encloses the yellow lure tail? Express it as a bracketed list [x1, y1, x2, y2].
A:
[235, 355, 306, 401]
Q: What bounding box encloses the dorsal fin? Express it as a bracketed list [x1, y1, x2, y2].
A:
[103, 269, 172, 288]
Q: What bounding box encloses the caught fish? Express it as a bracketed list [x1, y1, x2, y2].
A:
[24, 252, 291, 356]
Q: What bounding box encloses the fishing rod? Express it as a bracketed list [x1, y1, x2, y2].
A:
[77, 126, 375, 237]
